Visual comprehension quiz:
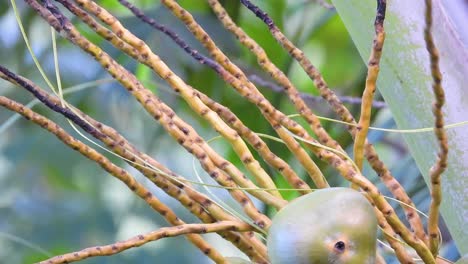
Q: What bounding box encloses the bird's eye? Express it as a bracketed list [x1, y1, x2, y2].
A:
[334, 241, 346, 253]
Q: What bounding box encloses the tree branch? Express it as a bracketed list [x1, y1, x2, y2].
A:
[39, 221, 251, 264]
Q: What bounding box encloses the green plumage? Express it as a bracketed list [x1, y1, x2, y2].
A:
[267, 188, 378, 264]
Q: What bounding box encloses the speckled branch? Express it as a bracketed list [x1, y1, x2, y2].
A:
[55, 0, 280, 211]
[3, 58, 267, 261]
[160, 0, 338, 189]
[86, 121, 269, 261]
[79, 107, 269, 260]
[424, 0, 448, 256]
[115, 0, 311, 194]
[27, 0, 280, 228]
[0, 62, 268, 262]
[0, 93, 226, 263]
[207, 0, 344, 155]
[353, 0, 386, 172]
[148, 0, 327, 190]
[373, 207, 414, 263]
[64, 0, 288, 210]
[66, 0, 282, 199]
[38, 221, 252, 264]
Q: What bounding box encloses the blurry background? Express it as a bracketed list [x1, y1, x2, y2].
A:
[0, 0, 460, 263]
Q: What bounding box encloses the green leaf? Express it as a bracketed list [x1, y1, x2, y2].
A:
[135, 63, 157, 93]
[331, 0, 468, 254]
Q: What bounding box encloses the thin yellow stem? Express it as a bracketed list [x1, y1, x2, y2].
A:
[38, 221, 252, 264]
[424, 0, 448, 256]
[354, 0, 386, 172]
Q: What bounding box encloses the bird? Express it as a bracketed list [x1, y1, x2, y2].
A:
[267, 187, 378, 264]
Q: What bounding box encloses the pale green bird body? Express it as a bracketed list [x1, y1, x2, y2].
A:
[267, 188, 378, 264]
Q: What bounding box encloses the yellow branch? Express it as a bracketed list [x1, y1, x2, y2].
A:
[70, 0, 284, 200]
[39, 221, 252, 264]
[424, 0, 448, 256]
[353, 0, 386, 176]
[25, 0, 277, 230]
[0, 94, 226, 264]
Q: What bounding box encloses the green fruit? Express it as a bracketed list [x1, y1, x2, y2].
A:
[267, 187, 378, 264]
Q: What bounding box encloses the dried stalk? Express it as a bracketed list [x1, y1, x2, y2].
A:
[0, 93, 226, 263]
[353, 0, 386, 172]
[424, 0, 448, 256]
[38, 221, 252, 264]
